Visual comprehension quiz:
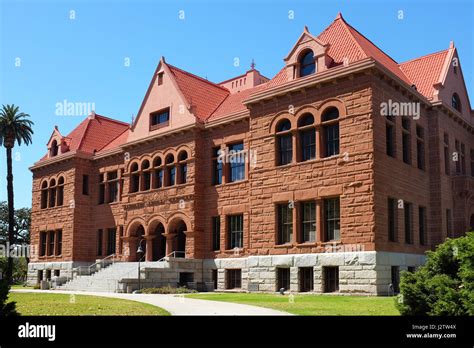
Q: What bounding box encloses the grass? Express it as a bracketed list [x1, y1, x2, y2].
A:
[8, 292, 170, 316]
[187, 293, 400, 315]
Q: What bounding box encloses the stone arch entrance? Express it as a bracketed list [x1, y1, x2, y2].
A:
[150, 222, 166, 261]
[168, 219, 187, 258]
[129, 224, 146, 262]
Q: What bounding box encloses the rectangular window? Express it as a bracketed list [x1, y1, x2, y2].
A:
[416, 125, 425, 170]
[300, 129, 316, 161]
[300, 201, 316, 243]
[107, 171, 119, 203]
[39, 232, 47, 257]
[324, 198, 340, 241]
[391, 266, 400, 293]
[212, 147, 223, 185]
[388, 198, 397, 242]
[98, 174, 105, 205]
[404, 202, 413, 244]
[277, 204, 293, 244]
[278, 134, 293, 165]
[154, 169, 163, 189]
[212, 269, 218, 290]
[56, 230, 62, 256]
[229, 142, 245, 182]
[180, 163, 187, 184]
[226, 269, 241, 289]
[82, 175, 89, 195]
[386, 123, 396, 157]
[107, 228, 116, 255]
[48, 231, 55, 256]
[228, 215, 243, 249]
[299, 267, 314, 292]
[150, 108, 170, 130]
[444, 133, 450, 175]
[324, 266, 339, 293]
[402, 118, 411, 164]
[455, 140, 461, 174]
[277, 268, 290, 291]
[97, 229, 103, 256]
[324, 124, 339, 157]
[212, 216, 220, 251]
[446, 209, 452, 237]
[419, 206, 426, 246]
[168, 166, 176, 186]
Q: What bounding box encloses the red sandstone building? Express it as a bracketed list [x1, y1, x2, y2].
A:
[28, 14, 474, 294]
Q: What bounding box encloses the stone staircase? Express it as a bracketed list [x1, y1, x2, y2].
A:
[59, 262, 143, 292]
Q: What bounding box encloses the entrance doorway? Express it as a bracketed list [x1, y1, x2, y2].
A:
[151, 223, 166, 261]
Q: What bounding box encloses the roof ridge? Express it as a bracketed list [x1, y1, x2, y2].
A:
[399, 48, 450, 65]
[76, 118, 92, 151]
[94, 113, 130, 126]
[168, 63, 230, 92]
[331, 15, 367, 60]
[97, 127, 130, 152]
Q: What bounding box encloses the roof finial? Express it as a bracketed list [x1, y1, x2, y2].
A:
[304, 25, 309, 33]
[131, 114, 135, 125]
[250, 59, 256, 70]
[449, 40, 455, 49]
[336, 12, 343, 20]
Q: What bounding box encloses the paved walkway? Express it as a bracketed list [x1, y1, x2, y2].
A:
[11, 289, 291, 316]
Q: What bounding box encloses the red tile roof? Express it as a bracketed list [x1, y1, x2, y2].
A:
[399, 49, 449, 99]
[167, 64, 229, 121]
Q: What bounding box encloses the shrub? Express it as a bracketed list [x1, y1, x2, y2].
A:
[141, 286, 198, 294]
[396, 232, 474, 315]
[0, 280, 18, 317]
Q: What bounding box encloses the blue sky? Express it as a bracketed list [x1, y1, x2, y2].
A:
[0, 0, 473, 208]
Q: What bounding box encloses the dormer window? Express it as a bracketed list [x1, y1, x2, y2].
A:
[452, 93, 461, 112]
[299, 50, 316, 77]
[150, 108, 170, 131]
[50, 140, 59, 157]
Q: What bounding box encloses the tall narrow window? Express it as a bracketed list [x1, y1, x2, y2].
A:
[444, 133, 450, 175]
[391, 266, 400, 293]
[402, 118, 411, 164]
[324, 198, 340, 241]
[212, 147, 223, 185]
[404, 202, 413, 244]
[228, 142, 245, 182]
[107, 228, 116, 255]
[165, 155, 175, 187]
[40, 181, 48, 209]
[178, 151, 188, 184]
[471, 149, 474, 177]
[107, 171, 119, 203]
[153, 157, 163, 189]
[276, 119, 292, 165]
[48, 231, 55, 256]
[386, 119, 396, 158]
[277, 268, 290, 291]
[56, 177, 64, 206]
[455, 140, 461, 174]
[298, 114, 315, 161]
[50, 140, 59, 157]
[388, 198, 397, 242]
[446, 209, 452, 237]
[97, 229, 103, 256]
[300, 201, 316, 243]
[419, 206, 426, 246]
[56, 230, 62, 256]
[324, 267, 339, 293]
[212, 216, 221, 251]
[322, 108, 339, 157]
[277, 204, 293, 244]
[228, 215, 243, 249]
[130, 162, 140, 193]
[141, 161, 151, 191]
[416, 125, 425, 170]
[299, 50, 315, 77]
[48, 179, 57, 208]
[98, 173, 105, 204]
[82, 175, 89, 195]
[460, 143, 466, 175]
[451, 93, 461, 112]
[39, 232, 47, 256]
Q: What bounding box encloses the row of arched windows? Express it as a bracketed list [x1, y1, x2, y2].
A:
[276, 107, 340, 166]
[129, 150, 189, 193]
[41, 177, 65, 209]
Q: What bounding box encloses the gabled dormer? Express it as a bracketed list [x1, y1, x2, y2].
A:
[46, 126, 70, 158]
[284, 25, 332, 81]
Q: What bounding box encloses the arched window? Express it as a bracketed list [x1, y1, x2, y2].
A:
[50, 140, 59, 157]
[41, 181, 48, 209]
[141, 160, 151, 191]
[298, 114, 316, 161]
[321, 107, 340, 157]
[153, 156, 163, 189]
[276, 119, 293, 165]
[165, 154, 175, 187]
[299, 50, 316, 77]
[130, 162, 140, 193]
[452, 93, 461, 112]
[178, 151, 188, 184]
[57, 177, 65, 206]
[49, 179, 57, 208]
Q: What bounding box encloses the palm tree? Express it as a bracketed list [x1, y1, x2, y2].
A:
[0, 105, 33, 284]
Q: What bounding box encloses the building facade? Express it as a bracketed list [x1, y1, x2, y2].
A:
[28, 13, 474, 295]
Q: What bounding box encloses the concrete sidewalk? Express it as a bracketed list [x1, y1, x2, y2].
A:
[11, 289, 291, 316]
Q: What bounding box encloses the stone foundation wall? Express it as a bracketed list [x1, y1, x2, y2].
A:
[27, 261, 90, 286]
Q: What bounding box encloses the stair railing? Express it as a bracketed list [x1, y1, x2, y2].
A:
[157, 251, 185, 262]
[72, 253, 117, 279]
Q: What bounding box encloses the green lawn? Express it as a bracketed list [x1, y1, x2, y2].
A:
[8, 292, 170, 316]
[187, 293, 399, 315]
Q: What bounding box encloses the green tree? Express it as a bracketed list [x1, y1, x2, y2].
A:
[0, 280, 17, 316]
[397, 232, 474, 315]
[0, 202, 31, 245]
[0, 105, 34, 284]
